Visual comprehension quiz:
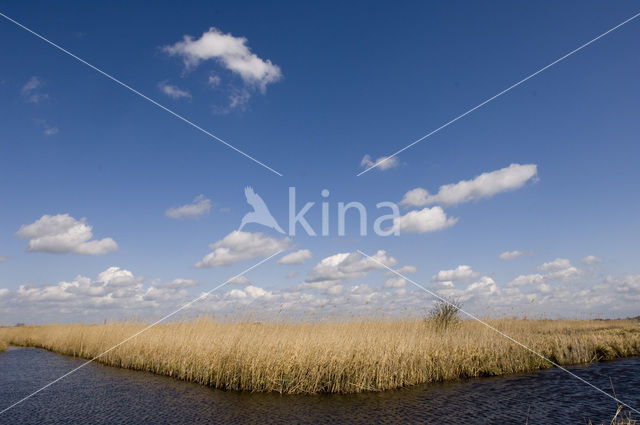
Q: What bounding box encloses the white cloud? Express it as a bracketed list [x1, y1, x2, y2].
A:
[432, 265, 479, 282]
[0, 267, 210, 322]
[195, 231, 291, 268]
[208, 74, 221, 87]
[158, 82, 192, 99]
[16, 214, 118, 255]
[278, 249, 312, 265]
[609, 275, 640, 297]
[537, 258, 580, 281]
[581, 255, 603, 265]
[226, 285, 272, 300]
[385, 265, 417, 276]
[384, 277, 406, 288]
[499, 250, 533, 260]
[302, 250, 397, 287]
[165, 195, 211, 220]
[326, 284, 343, 295]
[286, 271, 297, 279]
[400, 163, 538, 207]
[465, 276, 498, 296]
[21, 76, 48, 103]
[538, 258, 572, 271]
[360, 154, 399, 171]
[507, 258, 581, 288]
[392, 206, 457, 234]
[161, 278, 198, 289]
[227, 275, 250, 285]
[228, 89, 250, 109]
[43, 126, 59, 136]
[3, 264, 640, 324]
[164, 27, 282, 92]
[507, 273, 545, 287]
[0, 256, 9, 263]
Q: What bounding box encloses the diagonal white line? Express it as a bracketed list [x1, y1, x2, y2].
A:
[356, 249, 640, 415]
[357, 11, 640, 176]
[0, 250, 283, 415]
[0, 11, 283, 177]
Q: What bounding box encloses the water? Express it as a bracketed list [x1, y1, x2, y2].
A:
[0, 347, 638, 424]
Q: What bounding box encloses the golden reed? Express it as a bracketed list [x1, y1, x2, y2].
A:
[0, 318, 639, 394]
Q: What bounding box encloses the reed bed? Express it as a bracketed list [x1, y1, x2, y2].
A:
[0, 318, 639, 394]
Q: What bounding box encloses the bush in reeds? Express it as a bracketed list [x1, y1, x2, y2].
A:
[427, 297, 462, 331]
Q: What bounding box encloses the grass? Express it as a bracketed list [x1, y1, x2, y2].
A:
[0, 318, 639, 394]
[0, 339, 7, 352]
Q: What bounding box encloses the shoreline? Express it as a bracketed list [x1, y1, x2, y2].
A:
[1, 318, 639, 394]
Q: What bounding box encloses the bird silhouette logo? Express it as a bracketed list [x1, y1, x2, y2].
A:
[238, 187, 285, 234]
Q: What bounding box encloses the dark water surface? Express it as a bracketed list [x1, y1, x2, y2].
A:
[0, 348, 638, 424]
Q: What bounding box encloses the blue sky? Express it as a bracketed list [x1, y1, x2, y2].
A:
[1, 1, 639, 323]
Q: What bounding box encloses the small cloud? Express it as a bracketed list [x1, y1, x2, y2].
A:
[581, 255, 603, 265]
[302, 250, 397, 287]
[163, 27, 282, 104]
[158, 82, 192, 99]
[392, 206, 457, 234]
[165, 195, 211, 220]
[278, 249, 312, 265]
[286, 271, 297, 279]
[384, 277, 406, 288]
[21, 76, 48, 103]
[195, 231, 291, 268]
[161, 278, 198, 289]
[400, 163, 538, 207]
[227, 275, 250, 285]
[499, 250, 534, 260]
[16, 214, 118, 255]
[208, 74, 221, 87]
[432, 265, 479, 282]
[385, 265, 417, 276]
[360, 154, 399, 171]
[507, 273, 545, 287]
[0, 256, 10, 263]
[43, 126, 59, 136]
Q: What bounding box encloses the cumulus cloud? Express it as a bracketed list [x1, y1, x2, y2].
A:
[165, 195, 212, 220]
[581, 255, 603, 265]
[507, 258, 581, 289]
[432, 265, 479, 282]
[16, 214, 118, 255]
[195, 231, 291, 268]
[386, 265, 417, 276]
[392, 206, 457, 234]
[301, 250, 397, 289]
[499, 250, 533, 260]
[161, 278, 198, 289]
[537, 258, 581, 281]
[0, 267, 211, 323]
[360, 154, 399, 171]
[507, 273, 545, 287]
[400, 163, 538, 207]
[163, 27, 282, 92]
[278, 249, 312, 265]
[384, 277, 406, 288]
[21, 76, 48, 103]
[227, 275, 250, 285]
[158, 82, 192, 99]
[3, 263, 640, 323]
